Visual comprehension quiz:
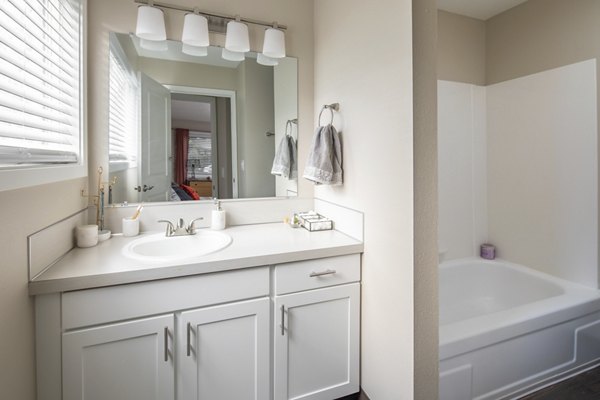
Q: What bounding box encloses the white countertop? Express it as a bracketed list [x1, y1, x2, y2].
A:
[29, 223, 363, 295]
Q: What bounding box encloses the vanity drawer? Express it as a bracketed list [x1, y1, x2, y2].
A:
[274, 254, 360, 295]
[62, 267, 269, 330]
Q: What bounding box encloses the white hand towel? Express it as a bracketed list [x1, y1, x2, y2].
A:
[303, 124, 342, 185]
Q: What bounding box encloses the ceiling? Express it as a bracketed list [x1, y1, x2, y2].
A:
[171, 99, 211, 123]
[437, 0, 529, 20]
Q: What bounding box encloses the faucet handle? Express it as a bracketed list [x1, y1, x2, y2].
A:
[187, 217, 204, 234]
[157, 220, 175, 236]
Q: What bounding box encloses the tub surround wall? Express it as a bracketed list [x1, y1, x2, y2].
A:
[438, 81, 487, 261]
[439, 60, 598, 287]
[487, 60, 598, 288]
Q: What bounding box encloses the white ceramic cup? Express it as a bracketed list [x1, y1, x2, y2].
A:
[76, 224, 99, 248]
[122, 218, 140, 237]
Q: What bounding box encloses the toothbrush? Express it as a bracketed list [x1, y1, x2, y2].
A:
[132, 204, 143, 220]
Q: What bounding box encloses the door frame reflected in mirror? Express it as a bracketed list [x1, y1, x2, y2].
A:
[166, 85, 239, 199]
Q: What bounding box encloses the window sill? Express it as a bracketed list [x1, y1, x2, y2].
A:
[0, 163, 87, 192]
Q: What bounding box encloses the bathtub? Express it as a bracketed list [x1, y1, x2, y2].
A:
[439, 258, 600, 400]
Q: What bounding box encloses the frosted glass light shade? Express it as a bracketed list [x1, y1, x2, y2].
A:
[225, 20, 250, 53]
[135, 6, 166, 41]
[222, 48, 245, 61]
[262, 28, 285, 58]
[257, 53, 279, 66]
[140, 38, 168, 51]
[182, 13, 209, 47]
[182, 43, 208, 57]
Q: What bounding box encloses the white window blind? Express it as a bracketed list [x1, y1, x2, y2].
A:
[0, 0, 82, 166]
[108, 42, 138, 168]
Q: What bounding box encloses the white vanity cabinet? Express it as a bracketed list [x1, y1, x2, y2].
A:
[62, 314, 175, 400]
[37, 267, 271, 400]
[177, 298, 270, 400]
[273, 254, 361, 400]
[34, 254, 361, 400]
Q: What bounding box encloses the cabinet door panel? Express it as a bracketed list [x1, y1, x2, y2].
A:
[62, 314, 174, 400]
[274, 283, 360, 400]
[178, 298, 270, 400]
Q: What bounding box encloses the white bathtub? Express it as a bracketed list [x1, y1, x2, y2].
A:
[439, 258, 600, 400]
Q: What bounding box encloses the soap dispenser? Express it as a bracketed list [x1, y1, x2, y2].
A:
[211, 198, 226, 230]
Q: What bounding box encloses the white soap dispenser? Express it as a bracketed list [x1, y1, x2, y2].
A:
[211, 198, 226, 230]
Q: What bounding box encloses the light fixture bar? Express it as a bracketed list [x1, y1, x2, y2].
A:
[133, 0, 287, 30]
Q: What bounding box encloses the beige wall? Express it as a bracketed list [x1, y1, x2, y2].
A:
[88, 0, 314, 200]
[413, 1, 439, 399]
[486, 0, 600, 85]
[314, 0, 415, 398]
[437, 10, 486, 85]
[0, 177, 87, 399]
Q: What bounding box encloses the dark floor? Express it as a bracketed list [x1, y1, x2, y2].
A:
[336, 390, 369, 400]
[519, 366, 600, 399]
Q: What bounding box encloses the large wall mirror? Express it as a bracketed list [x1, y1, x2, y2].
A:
[108, 33, 298, 204]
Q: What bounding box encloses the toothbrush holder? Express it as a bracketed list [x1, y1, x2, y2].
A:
[122, 218, 140, 237]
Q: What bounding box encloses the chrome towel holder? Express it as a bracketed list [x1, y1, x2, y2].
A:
[318, 103, 340, 126]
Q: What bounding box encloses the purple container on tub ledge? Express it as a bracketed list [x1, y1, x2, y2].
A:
[480, 243, 496, 260]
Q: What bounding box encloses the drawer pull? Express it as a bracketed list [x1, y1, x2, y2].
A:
[309, 269, 337, 278]
[186, 322, 192, 357]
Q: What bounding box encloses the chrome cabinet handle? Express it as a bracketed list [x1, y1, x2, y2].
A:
[280, 305, 285, 336]
[164, 327, 169, 362]
[309, 269, 337, 277]
[187, 322, 192, 357]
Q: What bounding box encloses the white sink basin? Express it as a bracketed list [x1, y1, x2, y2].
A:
[123, 230, 232, 262]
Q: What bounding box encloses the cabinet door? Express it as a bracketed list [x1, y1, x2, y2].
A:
[274, 283, 360, 400]
[178, 298, 270, 400]
[62, 314, 174, 400]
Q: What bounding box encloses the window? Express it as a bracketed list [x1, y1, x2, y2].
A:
[0, 0, 84, 190]
[187, 133, 212, 180]
[108, 39, 138, 171]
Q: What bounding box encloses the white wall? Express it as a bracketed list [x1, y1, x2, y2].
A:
[314, 0, 415, 398]
[438, 81, 487, 261]
[487, 60, 598, 288]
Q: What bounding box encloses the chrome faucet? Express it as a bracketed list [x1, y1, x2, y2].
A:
[158, 217, 204, 237]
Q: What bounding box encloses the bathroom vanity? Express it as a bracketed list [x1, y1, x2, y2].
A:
[30, 223, 363, 400]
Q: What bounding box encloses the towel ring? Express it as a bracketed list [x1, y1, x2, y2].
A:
[318, 103, 339, 126]
[285, 120, 292, 137]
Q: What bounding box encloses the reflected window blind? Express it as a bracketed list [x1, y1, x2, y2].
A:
[108, 46, 138, 166]
[0, 0, 82, 165]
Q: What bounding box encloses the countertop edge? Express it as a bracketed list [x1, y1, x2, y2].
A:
[28, 243, 364, 296]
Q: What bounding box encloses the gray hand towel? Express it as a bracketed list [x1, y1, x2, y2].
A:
[271, 135, 297, 179]
[303, 124, 342, 185]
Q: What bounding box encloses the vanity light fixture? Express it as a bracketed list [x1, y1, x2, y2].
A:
[262, 24, 286, 59]
[135, 1, 167, 41]
[133, 0, 288, 62]
[182, 9, 210, 48]
[257, 53, 279, 66]
[225, 17, 250, 54]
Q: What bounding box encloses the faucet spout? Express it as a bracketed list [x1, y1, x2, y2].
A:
[158, 217, 204, 237]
